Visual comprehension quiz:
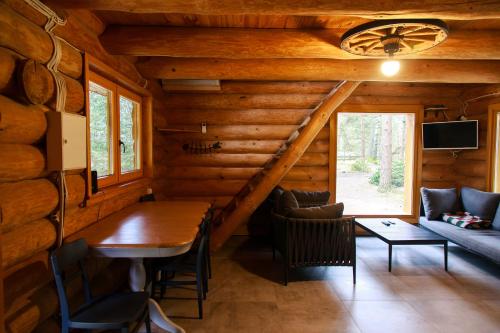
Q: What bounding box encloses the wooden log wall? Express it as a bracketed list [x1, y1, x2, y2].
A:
[0, 2, 151, 332]
[153, 81, 334, 212]
[154, 81, 492, 233]
[454, 87, 500, 191]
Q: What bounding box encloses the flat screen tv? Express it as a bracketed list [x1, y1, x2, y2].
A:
[422, 120, 478, 150]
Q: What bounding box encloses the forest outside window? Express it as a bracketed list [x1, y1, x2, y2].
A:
[88, 71, 142, 189]
[334, 110, 418, 216]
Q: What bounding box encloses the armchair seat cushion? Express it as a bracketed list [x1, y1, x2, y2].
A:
[287, 202, 344, 219]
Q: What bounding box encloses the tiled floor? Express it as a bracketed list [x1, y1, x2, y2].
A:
[156, 236, 500, 333]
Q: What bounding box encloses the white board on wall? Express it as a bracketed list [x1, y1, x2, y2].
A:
[46, 111, 87, 171]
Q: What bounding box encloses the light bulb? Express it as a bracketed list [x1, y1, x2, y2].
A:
[381, 60, 400, 77]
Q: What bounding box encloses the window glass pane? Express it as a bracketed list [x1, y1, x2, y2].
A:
[89, 81, 113, 178]
[336, 113, 415, 215]
[119, 95, 140, 173]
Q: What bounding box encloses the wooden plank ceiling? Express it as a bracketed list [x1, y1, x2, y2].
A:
[48, 1, 500, 83]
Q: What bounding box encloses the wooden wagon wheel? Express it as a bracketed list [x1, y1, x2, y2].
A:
[340, 19, 449, 57]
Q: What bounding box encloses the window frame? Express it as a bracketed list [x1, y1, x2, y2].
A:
[87, 71, 119, 188]
[329, 104, 423, 219]
[487, 103, 500, 192]
[116, 86, 143, 183]
[84, 54, 150, 199]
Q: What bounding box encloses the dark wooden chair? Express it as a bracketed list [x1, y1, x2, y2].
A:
[272, 212, 357, 285]
[151, 217, 210, 319]
[50, 238, 151, 333]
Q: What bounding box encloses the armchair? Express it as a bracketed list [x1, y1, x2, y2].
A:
[271, 190, 356, 285]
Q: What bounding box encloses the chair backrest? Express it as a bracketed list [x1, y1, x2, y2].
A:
[50, 238, 93, 323]
[288, 217, 356, 266]
[272, 212, 356, 266]
[196, 233, 208, 266]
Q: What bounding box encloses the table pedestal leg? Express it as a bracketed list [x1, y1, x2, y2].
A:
[130, 258, 186, 333]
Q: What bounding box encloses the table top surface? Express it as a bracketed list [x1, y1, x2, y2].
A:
[71, 201, 211, 249]
[356, 218, 447, 243]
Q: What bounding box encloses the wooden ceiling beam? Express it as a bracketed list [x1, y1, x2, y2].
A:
[137, 58, 500, 83]
[47, 0, 500, 19]
[100, 27, 500, 60]
[187, 81, 464, 96]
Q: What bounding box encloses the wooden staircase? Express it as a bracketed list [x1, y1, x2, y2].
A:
[211, 81, 361, 251]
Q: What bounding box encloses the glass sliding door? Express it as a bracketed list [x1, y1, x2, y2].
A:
[335, 112, 416, 215]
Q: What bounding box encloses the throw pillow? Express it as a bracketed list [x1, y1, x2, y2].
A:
[291, 189, 330, 207]
[491, 203, 500, 231]
[420, 187, 458, 220]
[271, 186, 285, 212]
[461, 187, 500, 220]
[288, 202, 344, 219]
[279, 190, 299, 215]
[442, 212, 491, 229]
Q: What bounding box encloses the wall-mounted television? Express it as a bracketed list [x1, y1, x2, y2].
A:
[422, 120, 478, 150]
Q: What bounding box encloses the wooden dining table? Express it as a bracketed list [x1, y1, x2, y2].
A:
[71, 200, 211, 333]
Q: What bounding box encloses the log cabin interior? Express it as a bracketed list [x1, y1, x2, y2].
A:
[1, 1, 500, 332]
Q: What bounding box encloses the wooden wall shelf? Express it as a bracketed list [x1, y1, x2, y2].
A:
[157, 128, 200, 133]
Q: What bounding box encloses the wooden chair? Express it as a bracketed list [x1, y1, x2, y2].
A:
[272, 212, 356, 285]
[50, 238, 151, 333]
[151, 218, 210, 319]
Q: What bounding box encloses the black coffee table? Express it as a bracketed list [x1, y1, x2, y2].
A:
[356, 218, 448, 272]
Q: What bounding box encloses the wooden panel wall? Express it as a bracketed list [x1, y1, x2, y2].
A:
[0, 3, 152, 332]
[153, 81, 491, 232]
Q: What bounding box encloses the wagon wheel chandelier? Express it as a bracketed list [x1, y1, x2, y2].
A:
[340, 19, 449, 76]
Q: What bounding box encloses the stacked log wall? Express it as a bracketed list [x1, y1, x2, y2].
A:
[154, 82, 491, 232]
[453, 89, 500, 191]
[0, 2, 150, 332]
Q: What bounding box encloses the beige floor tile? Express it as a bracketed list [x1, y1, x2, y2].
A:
[159, 236, 500, 333]
[274, 280, 345, 312]
[329, 274, 405, 301]
[344, 300, 440, 333]
[452, 273, 500, 299]
[393, 274, 473, 301]
[277, 306, 361, 333]
[410, 299, 500, 333]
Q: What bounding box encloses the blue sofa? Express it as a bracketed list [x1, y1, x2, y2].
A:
[419, 187, 500, 264]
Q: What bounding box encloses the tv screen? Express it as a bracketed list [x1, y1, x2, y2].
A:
[422, 120, 478, 150]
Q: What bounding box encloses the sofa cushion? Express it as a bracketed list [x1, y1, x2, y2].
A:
[461, 187, 500, 220]
[288, 202, 344, 219]
[492, 203, 500, 231]
[291, 190, 330, 208]
[279, 191, 299, 215]
[420, 187, 458, 220]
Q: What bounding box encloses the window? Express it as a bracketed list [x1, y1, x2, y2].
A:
[88, 72, 142, 188]
[333, 107, 419, 216]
